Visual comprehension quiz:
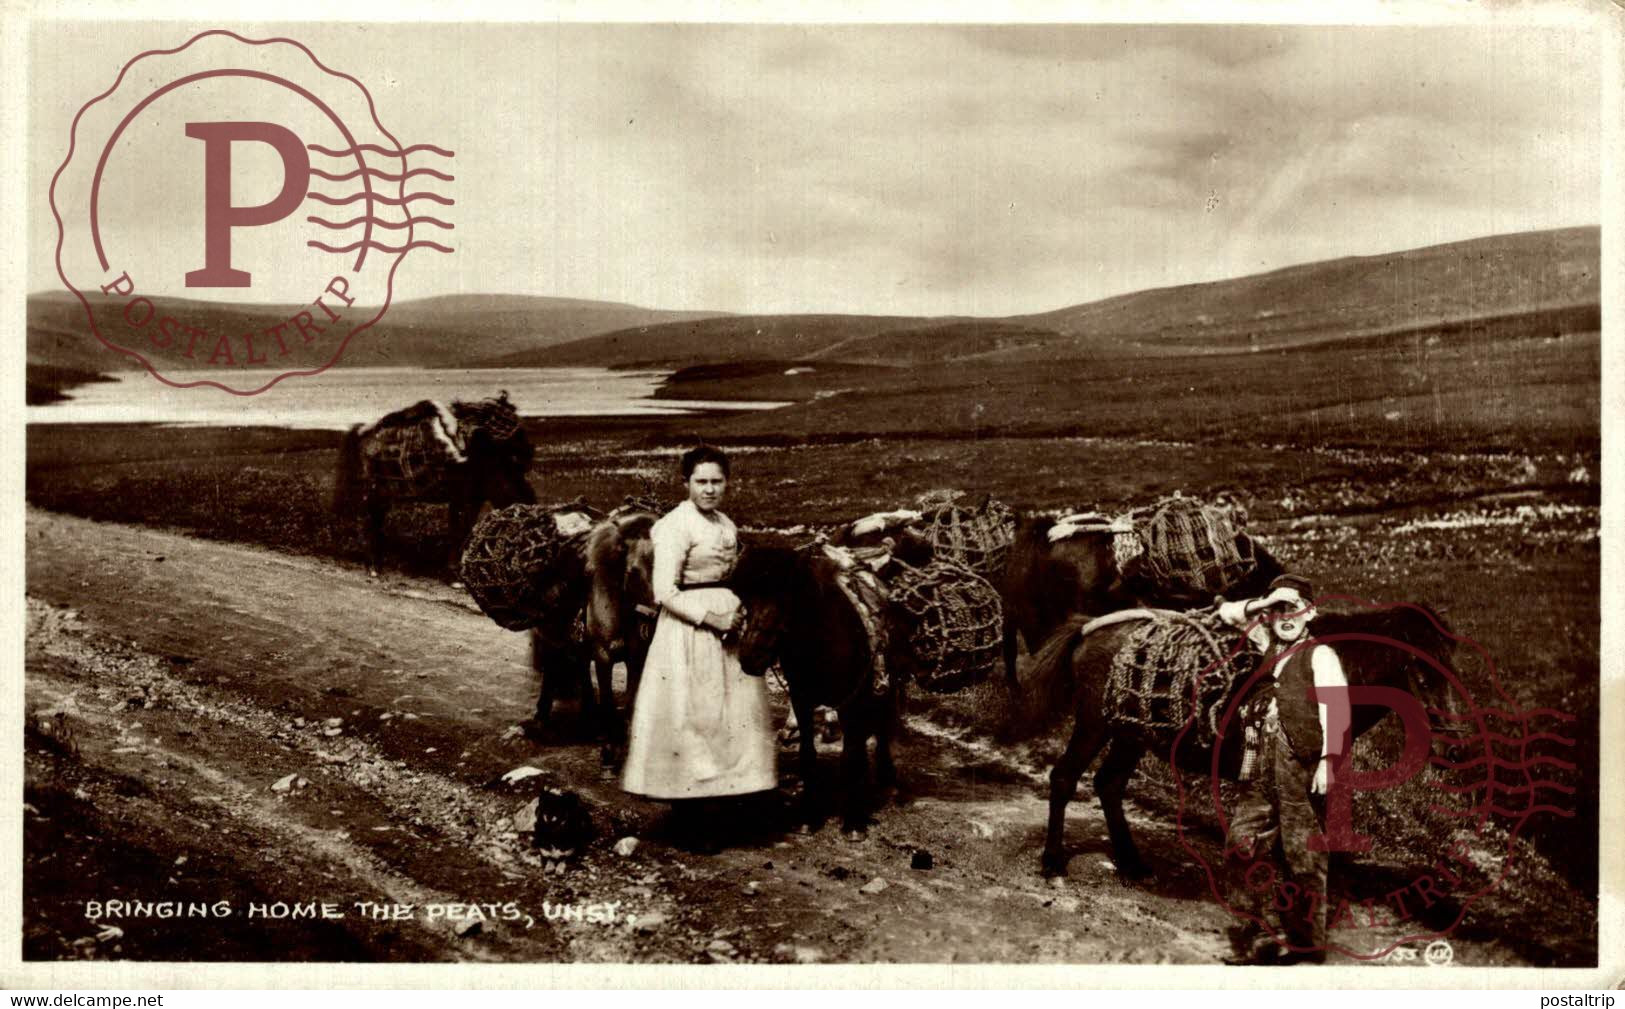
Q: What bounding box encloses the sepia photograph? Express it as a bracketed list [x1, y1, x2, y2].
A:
[11, 6, 1613, 980]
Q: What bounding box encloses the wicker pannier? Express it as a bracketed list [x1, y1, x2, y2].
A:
[460, 504, 578, 630]
[888, 559, 1004, 694]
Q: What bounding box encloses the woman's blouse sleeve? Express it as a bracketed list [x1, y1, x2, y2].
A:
[652, 513, 711, 626]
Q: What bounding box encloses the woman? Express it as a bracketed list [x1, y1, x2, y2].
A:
[621, 445, 777, 851]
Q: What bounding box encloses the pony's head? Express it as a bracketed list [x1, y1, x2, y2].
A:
[611, 511, 657, 609]
[1311, 602, 1467, 738]
[729, 545, 810, 677]
[465, 424, 536, 507]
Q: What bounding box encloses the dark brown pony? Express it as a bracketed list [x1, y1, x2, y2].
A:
[1000, 514, 1285, 689]
[1018, 603, 1463, 880]
[334, 402, 536, 577]
[526, 509, 657, 749]
[730, 545, 907, 838]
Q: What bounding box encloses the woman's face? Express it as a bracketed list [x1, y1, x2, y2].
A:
[686, 461, 727, 512]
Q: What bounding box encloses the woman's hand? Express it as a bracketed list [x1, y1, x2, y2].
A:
[702, 609, 744, 636]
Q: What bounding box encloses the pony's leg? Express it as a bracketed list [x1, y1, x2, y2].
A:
[526, 634, 557, 737]
[624, 630, 648, 711]
[591, 651, 616, 740]
[445, 497, 472, 583]
[838, 707, 873, 838]
[1094, 737, 1150, 879]
[874, 688, 901, 791]
[1002, 621, 1021, 692]
[790, 689, 821, 831]
[1041, 717, 1108, 878]
[577, 652, 600, 733]
[363, 494, 388, 577]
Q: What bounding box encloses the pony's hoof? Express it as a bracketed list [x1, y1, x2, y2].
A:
[796, 822, 815, 836]
[519, 719, 549, 742]
[1115, 859, 1153, 881]
[450, 580, 465, 590]
[367, 568, 380, 579]
[1040, 853, 1070, 878]
[842, 827, 867, 843]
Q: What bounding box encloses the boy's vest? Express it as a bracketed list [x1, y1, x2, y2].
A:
[1240, 643, 1329, 778]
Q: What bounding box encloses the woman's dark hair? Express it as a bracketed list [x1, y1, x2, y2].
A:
[680, 444, 731, 479]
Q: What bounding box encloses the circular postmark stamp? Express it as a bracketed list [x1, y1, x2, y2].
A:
[1172, 592, 1579, 965]
[50, 29, 455, 395]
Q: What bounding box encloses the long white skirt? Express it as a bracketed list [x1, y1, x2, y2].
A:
[621, 587, 777, 799]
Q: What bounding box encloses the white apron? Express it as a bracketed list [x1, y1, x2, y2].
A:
[621, 502, 777, 799]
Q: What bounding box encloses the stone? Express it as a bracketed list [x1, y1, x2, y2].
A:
[774, 943, 825, 964]
[707, 938, 736, 957]
[501, 765, 545, 784]
[911, 849, 933, 870]
[859, 878, 888, 895]
[271, 774, 298, 792]
[513, 799, 539, 833]
[613, 836, 640, 857]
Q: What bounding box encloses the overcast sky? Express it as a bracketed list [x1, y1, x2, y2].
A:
[29, 20, 1602, 317]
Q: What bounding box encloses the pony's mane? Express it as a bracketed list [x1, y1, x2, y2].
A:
[1312, 601, 1451, 642]
[1020, 513, 1057, 541]
[730, 545, 806, 597]
[584, 511, 655, 575]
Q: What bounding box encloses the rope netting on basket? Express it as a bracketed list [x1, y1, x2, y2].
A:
[1106, 611, 1256, 751]
[460, 504, 582, 630]
[915, 495, 1016, 579]
[452, 392, 524, 443]
[368, 414, 462, 499]
[889, 559, 1004, 695]
[1136, 496, 1254, 598]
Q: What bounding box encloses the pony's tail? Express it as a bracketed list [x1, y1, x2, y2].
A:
[334, 424, 364, 516]
[1004, 614, 1089, 740]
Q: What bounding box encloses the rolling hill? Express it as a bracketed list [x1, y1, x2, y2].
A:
[25, 290, 726, 378]
[26, 226, 1600, 401]
[484, 226, 1598, 368]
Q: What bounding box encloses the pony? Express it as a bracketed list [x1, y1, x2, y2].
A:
[999, 513, 1285, 690]
[334, 399, 536, 577]
[730, 545, 908, 838]
[1017, 602, 1464, 880]
[526, 509, 657, 751]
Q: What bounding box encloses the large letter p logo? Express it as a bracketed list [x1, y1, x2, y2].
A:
[1308, 685, 1433, 853]
[185, 122, 309, 288]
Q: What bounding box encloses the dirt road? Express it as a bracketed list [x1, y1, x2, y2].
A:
[22, 509, 1557, 965]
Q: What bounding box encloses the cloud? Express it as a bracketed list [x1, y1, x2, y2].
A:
[30, 21, 1602, 317]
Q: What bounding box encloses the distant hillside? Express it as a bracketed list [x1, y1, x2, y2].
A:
[509, 226, 1599, 368]
[25, 290, 728, 386]
[474, 313, 959, 369]
[1003, 225, 1599, 356]
[26, 226, 1600, 390]
[373, 295, 725, 365]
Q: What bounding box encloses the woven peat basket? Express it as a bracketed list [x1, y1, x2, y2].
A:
[369, 416, 460, 499]
[889, 559, 1004, 695]
[460, 504, 578, 630]
[1134, 496, 1256, 598]
[917, 496, 1016, 579]
[452, 393, 524, 443]
[1105, 611, 1256, 752]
